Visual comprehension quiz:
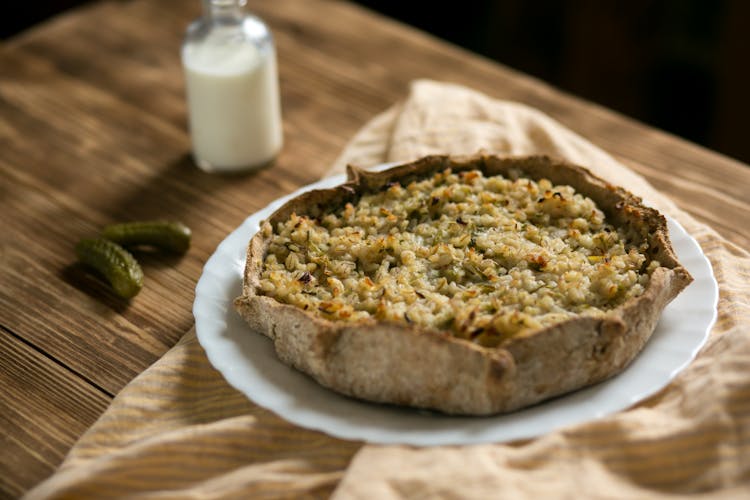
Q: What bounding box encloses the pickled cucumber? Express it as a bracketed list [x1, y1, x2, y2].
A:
[102, 221, 191, 254]
[75, 238, 144, 299]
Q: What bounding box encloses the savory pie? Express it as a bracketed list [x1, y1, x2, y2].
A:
[234, 155, 692, 415]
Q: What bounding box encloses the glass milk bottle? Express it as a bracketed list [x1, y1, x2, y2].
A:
[182, 0, 283, 172]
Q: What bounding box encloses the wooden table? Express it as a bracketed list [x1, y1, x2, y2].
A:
[1, 0, 748, 496]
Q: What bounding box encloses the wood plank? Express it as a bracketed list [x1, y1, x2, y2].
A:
[14, 0, 745, 249]
[0, 328, 111, 498]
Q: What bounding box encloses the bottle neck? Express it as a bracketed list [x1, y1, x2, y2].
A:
[203, 0, 246, 22]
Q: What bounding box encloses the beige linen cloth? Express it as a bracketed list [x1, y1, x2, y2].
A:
[28, 80, 750, 499]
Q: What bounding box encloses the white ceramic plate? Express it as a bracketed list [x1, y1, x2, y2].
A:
[193, 170, 718, 446]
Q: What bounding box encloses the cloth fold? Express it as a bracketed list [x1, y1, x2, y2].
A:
[28, 80, 750, 499]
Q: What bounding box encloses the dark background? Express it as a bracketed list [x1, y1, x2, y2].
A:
[4, 0, 749, 165]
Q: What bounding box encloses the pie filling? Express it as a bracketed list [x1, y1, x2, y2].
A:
[258, 169, 657, 347]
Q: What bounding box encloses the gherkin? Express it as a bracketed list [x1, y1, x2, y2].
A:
[102, 221, 191, 254]
[75, 238, 144, 299]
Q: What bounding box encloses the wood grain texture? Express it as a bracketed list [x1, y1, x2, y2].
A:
[0, 329, 110, 498]
[1, 0, 749, 496]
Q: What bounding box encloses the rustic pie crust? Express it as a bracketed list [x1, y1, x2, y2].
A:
[234, 155, 693, 415]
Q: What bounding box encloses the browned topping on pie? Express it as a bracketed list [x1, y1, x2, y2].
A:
[258, 168, 658, 346]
